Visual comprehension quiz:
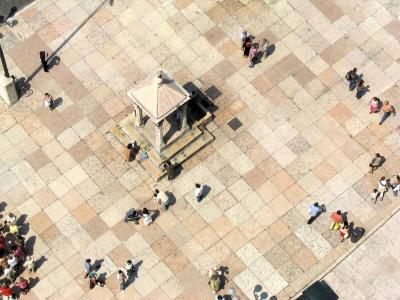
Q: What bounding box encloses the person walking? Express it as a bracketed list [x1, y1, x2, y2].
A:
[18, 277, 29, 295]
[369, 97, 380, 113]
[345, 68, 358, 91]
[88, 271, 104, 289]
[378, 176, 389, 201]
[242, 36, 252, 57]
[43, 93, 54, 112]
[142, 208, 153, 225]
[240, 29, 247, 45]
[164, 160, 174, 180]
[39, 51, 49, 72]
[153, 189, 169, 211]
[330, 210, 342, 230]
[195, 183, 205, 202]
[24, 256, 35, 273]
[355, 79, 365, 99]
[5, 213, 17, 225]
[307, 202, 323, 225]
[369, 153, 384, 174]
[124, 142, 136, 162]
[379, 101, 396, 125]
[83, 259, 92, 278]
[125, 260, 135, 278]
[209, 274, 221, 294]
[339, 221, 349, 242]
[208, 266, 221, 278]
[370, 188, 380, 204]
[3, 263, 14, 282]
[391, 175, 400, 197]
[248, 43, 258, 68]
[0, 284, 13, 300]
[117, 269, 127, 292]
[262, 38, 269, 58]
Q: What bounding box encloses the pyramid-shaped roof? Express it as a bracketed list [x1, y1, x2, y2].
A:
[127, 70, 190, 123]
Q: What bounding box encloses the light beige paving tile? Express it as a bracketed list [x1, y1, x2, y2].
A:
[236, 242, 262, 266]
[96, 230, 121, 254]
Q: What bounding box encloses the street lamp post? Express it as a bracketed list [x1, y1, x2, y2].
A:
[0, 45, 18, 105]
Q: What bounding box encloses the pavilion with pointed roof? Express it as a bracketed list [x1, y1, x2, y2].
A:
[127, 70, 191, 152]
[111, 69, 214, 181]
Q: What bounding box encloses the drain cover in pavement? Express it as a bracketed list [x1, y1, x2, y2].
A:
[227, 117, 242, 131]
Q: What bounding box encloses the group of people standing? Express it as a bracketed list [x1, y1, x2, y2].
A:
[0, 213, 35, 298]
[241, 29, 269, 68]
[83, 258, 136, 292]
[345, 68, 396, 125]
[308, 204, 348, 243]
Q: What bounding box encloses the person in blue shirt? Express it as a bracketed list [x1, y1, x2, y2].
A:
[307, 202, 323, 225]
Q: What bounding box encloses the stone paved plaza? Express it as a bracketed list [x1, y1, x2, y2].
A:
[0, 0, 400, 299]
[324, 209, 400, 299]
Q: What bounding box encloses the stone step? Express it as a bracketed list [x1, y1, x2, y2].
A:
[110, 120, 214, 181]
[162, 127, 203, 159]
[110, 126, 164, 180]
[170, 129, 214, 166]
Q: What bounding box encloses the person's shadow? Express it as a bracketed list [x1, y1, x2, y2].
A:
[93, 259, 104, 271]
[25, 236, 36, 256]
[0, 202, 7, 212]
[35, 256, 47, 271]
[359, 85, 370, 98]
[341, 212, 348, 222]
[53, 97, 63, 109]
[48, 56, 60, 70]
[219, 266, 229, 289]
[150, 209, 160, 222]
[126, 260, 143, 286]
[164, 191, 176, 209]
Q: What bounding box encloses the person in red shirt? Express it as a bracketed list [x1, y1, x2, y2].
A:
[330, 210, 343, 230]
[0, 284, 13, 299]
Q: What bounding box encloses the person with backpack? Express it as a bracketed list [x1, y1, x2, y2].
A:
[369, 153, 384, 174]
[355, 79, 365, 99]
[345, 68, 358, 91]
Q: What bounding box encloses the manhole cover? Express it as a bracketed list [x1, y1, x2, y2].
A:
[227, 118, 242, 131]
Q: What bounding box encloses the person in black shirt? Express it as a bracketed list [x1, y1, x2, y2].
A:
[345, 68, 358, 91]
[39, 51, 49, 72]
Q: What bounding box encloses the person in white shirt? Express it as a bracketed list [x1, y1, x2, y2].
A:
[153, 189, 169, 211]
[5, 213, 16, 225]
[262, 38, 269, 58]
[378, 176, 388, 201]
[240, 29, 247, 45]
[7, 255, 18, 268]
[195, 183, 204, 203]
[307, 203, 323, 225]
[142, 208, 152, 226]
[370, 189, 380, 204]
[391, 175, 400, 197]
[125, 260, 135, 277]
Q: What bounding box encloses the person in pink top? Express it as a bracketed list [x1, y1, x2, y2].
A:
[369, 97, 380, 114]
[248, 43, 259, 68]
